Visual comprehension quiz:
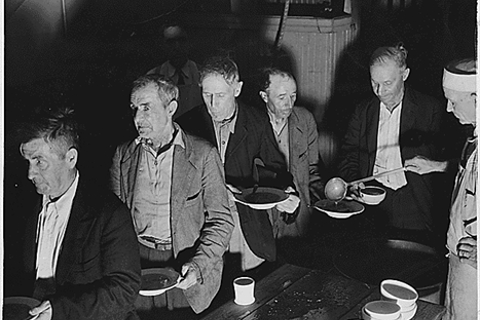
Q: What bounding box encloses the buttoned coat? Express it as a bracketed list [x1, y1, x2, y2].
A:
[271, 107, 324, 238]
[177, 101, 293, 262]
[22, 178, 141, 320]
[338, 86, 444, 230]
[110, 130, 234, 313]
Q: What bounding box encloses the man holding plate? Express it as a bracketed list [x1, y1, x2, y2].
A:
[110, 74, 234, 314]
[177, 55, 300, 273]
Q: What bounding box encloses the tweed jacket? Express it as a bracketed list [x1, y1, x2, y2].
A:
[110, 129, 234, 313]
[338, 86, 444, 230]
[22, 177, 141, 320]
[273, 106, 323, 238]
[177, 101, 293, 262]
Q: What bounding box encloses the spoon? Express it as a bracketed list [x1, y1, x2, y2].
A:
[325, 167, 406, 202]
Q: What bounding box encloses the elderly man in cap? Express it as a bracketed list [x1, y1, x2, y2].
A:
[147, 23, 202, 118]
[405, 58, 477, 319]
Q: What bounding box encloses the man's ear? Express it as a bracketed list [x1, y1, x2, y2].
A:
[66, 148, 78, 168]
[167, 100, 178, 117]
[402, 68, 410, 81]
[234, 81, 243, 98]
[259, 91, 268, 104]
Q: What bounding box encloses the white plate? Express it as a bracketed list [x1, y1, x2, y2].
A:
[234, 187, 288, 210]
[3, 296, 41, 320]
[139, 268, 181, 297]
[313, 199, 365, 219]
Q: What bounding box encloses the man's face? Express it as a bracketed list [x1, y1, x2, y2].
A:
[20, 138, 76, 198]
[370, 59, 409, 108]
[131, 84, 175, 146]
[201, 74, 242, 122]
[261, 74, 297, 120]
[443, 87, 476, 125]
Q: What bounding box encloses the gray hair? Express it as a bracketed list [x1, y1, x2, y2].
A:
[258, 67, 296, 92]
[20, 108, 79, 158]
[199, 55, 240, 85]
[132, 74, 179, 107]
[370, 44, 408, 70]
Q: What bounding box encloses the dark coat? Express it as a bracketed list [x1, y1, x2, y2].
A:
[338, 86, 444, 230]
[22, 177, 141, 320]
[177, 101, 292, 261]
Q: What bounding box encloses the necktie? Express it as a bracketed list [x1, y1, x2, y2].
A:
[175, 68, 185, 85]
[461, 137, 477, 168]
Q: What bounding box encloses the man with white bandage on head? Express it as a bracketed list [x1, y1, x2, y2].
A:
[405, 58, 477, 319]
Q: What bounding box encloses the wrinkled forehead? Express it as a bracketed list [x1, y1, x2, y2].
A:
[268, 74, 297, 92]
[20, 138, 51, 157]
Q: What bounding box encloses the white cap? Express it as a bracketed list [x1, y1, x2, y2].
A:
[443, 69, 477, 92]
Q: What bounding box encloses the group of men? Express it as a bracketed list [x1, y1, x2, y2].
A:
[10, 41, 476, 319]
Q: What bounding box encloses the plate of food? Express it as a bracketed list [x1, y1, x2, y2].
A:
[3, 296, 41, 320]
[234, 187, 288, 210]
[313, 199, 365, 219]
[139, 268, 181, 297]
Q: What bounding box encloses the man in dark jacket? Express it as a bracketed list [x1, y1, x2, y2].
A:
[18, 109, 141, 320]
[178, 55, 300, 272]
[338, 44, 446, 239]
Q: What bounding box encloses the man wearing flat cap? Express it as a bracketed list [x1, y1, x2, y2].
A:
[406, 58, 477, 319]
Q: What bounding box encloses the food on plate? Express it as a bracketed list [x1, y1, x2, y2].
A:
[141, 274, 172, 290]
[245, 192, 280, 204]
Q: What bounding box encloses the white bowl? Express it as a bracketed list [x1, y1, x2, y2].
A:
[363, 301, 401, 320]
[381, 279, 418, 308]
[400, 303, 417, 320]
[360, 186, 386, 205]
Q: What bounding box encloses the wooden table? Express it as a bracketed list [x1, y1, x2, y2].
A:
[201, 264, 446, 320]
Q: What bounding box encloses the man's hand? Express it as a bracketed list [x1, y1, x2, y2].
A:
[457, 236, 477, 269]
[29, 300, 52, 320]
[404, 156, 447, 175]
[275, 187, 300, 213]
[177, 262, 199, 290]
[347, 182, 365, 201]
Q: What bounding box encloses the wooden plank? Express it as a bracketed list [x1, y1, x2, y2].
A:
[200, 264, 311, 320]
[243, 270, 372, 319]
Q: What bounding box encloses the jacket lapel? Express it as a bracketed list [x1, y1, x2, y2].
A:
[399, 87, 416, 135]
[55, 180, 96, 285]
[289, 109, 303, 172]
[171, 132, 195, 235]
[121, 141, 142, 209]
[225, 104, 248, 162]
[366, 99, 380, 172]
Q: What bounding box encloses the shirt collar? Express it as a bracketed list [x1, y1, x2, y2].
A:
[135, 123, 185, 150]
[42, 171, 79, 209]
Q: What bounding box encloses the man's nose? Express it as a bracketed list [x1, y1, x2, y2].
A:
[28, 164, 37, 180]
[446, 101, 454, 113]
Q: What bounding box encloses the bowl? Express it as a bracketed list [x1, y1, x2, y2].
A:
[363, 301, 401, 320]
[360, 186, 386, 205]
[380, 279, 418, 308]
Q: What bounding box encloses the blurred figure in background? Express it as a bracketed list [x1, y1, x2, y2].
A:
[147, 23, 202, 119]
[258, 67, 325, 239]
[405, 58, 477, 320]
